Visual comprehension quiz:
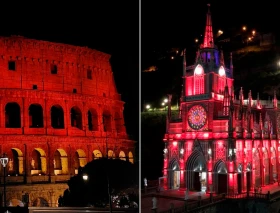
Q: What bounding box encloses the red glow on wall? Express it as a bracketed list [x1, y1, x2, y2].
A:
[229, 173, 234, 186]
[229, 161, 234, 173]
[173, 141, 178, 146]
[208, 172, 212, 184]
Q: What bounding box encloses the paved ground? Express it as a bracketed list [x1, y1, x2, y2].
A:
[141, 182, 280, 213]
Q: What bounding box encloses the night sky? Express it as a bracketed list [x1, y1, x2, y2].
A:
[0, 2, 139, 146]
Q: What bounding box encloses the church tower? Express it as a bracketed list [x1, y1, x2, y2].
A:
[162, 4, 280, 195]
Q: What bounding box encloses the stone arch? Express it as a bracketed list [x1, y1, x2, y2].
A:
[51, 104, 64, 129]
[237, 164, 243, 194]
[5, 102, 21, 128]
[128, 151, 134, 164]
[271, 147, 277, 182]
[119, 151, 126, 161]
[263, 148, 269, 185]
[213, 160, 227, 194]
[108, 150, 115, 159]
[31, 148, 47, 175]
[32, 197, 49, 207]
[74, 149, 87, 174]
[88, 108, 98, 131]
[185, 150, 207, 191]
[169, 158, 180, 189]
[114, 112, 122, 133]
[70, 106, 83, 130]
[29, 103, 43, 128]
[7, 198, 24, 207]
[253, 148, 261, 187]
[9, 148, 24, 175]
[93, 150, 102, 159]
[103, 110, 112, 132]
[54, 149, 68, 175]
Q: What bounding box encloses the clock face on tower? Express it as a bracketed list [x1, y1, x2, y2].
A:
[188, 105, 207, 130]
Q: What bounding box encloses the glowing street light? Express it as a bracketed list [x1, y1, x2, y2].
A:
[252, 30, 256, 35]
[83, 174, 88, 181]
[242, 26, 247, 31]
[162, 103, 165, 106]
[164, 98, 168, 103]
[195, 39, 199, 43]
[146, 104, 151, 109]
[218, 30, 223, 35]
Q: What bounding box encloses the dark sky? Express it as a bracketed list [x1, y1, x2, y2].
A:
[142, 0, 278, 48]
[0, 1, 139, 141]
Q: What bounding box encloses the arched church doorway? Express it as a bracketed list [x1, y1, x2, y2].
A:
[237, 164, 242, 194]
[271, 147, 277, 182]
[253, 149, 261, 187]
[169, 159, 180, 189]
[214, 160, 227, 194]
[186, 151, 207, 192]
[246, 163, 252, 192]
[263, 148, 269, 185]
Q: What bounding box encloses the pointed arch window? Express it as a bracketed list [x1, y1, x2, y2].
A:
[218, 66, 226, 93]
[194, 64, 205, 95]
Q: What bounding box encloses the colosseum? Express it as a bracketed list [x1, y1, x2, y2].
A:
[0, 35, 135, 207]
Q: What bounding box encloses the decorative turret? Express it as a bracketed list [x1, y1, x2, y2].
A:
[257, 93, 262, 109]
[202, 4, 214, 48]
[238, 87, 244, 120]
[230, 52, 233, 78]
[223, 82, 230, 116]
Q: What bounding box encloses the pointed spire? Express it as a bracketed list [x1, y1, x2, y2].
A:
[202, 4, 214, 48]
[257, 92, 261, 109]
[248, 90, 252, 113]
[273, 90, 278, 109]
[239, 87, 244, 105]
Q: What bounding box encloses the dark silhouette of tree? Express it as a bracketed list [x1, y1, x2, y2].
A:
[62, 158, 138, 207]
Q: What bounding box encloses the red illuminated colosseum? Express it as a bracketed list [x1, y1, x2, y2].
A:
[0, 35, 135, 207]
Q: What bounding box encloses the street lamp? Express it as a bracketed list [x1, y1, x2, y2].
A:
[82, 174, 88, 181]
[0, 153, 9, 208]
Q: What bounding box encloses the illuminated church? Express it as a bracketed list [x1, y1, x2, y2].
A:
[163, 4, 280, 194]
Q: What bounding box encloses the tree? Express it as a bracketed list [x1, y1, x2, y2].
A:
[62, 158, 138, 208]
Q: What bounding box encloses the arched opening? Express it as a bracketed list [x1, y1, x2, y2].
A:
[169, 159, 180, 189]
[263, 148, 269, 185]
[119, 151, 126, 161]
[246, 163, 252, 192]
[53, 149, 68, 175]
[128, 151, 134, 164]
[74, 149, 87, 174]
[237, 164, 242, 194]
[32, 197, 49, 207]
[70, 106, 82, 130]
[103, 110, 112, 132]
[5, 102, 21, 128]
[9, 148, 23, 176]
[31, 148, 47, 175]
[108, 150, 115, 159]
[253, 149, 261, 187]
[29, 104, 43, 128]
[186, 151, 207, 192]
[213, 160, 227, 194]
[51, 105, 64, 129]
[93, 150, 102, 159]
[88, 109, 98, 131]
[7, 198, 24, 207]
[271, 147, 277, 182]
[114, 112, 122, 133]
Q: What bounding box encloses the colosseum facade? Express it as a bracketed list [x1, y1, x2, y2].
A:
[0, 35, 135, 207]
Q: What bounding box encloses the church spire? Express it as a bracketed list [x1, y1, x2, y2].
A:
[223, 82, 230, 116]
[220, 49, 225, 66]
[202, 4, 214, 48]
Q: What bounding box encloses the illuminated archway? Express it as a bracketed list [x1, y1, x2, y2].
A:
[186, 150, 206, 191]
[253, 149, 261, 187]
[31, 148, 47, 175]
[169, 158, 180, 189]
[263, 148, 269, 185]
[32, 197, 49, 207]
[74, 149, 87, 174]
[128, 151, 134, 163]
[271, 147, 277, 181]
[108, 150, 115, 159]
[7, 198, 24, 207]
[54, 149, 68, 175]
[93, 150, 102, 159]
[119, 151, 126, 161]
[9, 148, 23, 176]
[213, 160, 227, 194]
